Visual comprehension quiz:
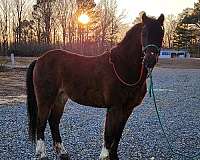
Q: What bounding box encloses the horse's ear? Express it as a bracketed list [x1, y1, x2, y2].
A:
[142, 12, 147, 23]
[157, 14, 164, 26]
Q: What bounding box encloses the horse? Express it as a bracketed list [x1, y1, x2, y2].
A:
[26, 12, 164, 160]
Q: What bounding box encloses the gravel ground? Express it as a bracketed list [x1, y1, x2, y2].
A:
[0, 68, 200, 160]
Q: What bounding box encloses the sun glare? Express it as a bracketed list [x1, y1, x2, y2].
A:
[78, 14, 90, 25]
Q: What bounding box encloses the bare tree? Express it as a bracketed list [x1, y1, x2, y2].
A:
[0, 15, 3, 54]
[95, 0, 126, 50]
[95, 0, 112, 49]
[14, 0, 27, 44]
[32, 4, 42, 44]
[55, 0, 76, 46]
[33, 0, 55, 44]
[0, 0, 10, 55]
[108, 0, 126, 47]
[164, 14, 177, 48]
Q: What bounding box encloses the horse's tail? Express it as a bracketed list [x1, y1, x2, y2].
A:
[26, 60, 37, 143]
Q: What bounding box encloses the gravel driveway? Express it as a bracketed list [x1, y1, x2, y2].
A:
[0, 68, 200, 160]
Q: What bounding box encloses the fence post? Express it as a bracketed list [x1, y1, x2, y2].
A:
[11, 53, 15, 68]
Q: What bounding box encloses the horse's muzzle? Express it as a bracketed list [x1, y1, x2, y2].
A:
[142, 44, 160, 69]
[143, 52, 158, 69]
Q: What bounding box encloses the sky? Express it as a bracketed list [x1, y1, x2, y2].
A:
[95, 0, 198, 23]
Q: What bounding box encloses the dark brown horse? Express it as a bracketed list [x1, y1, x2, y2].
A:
[26, 13, 164, 160]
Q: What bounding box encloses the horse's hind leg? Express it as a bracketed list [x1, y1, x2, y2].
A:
[100, 106, 133, 160]
[36, 102, 51, 160]
[48, 92, 69, 160]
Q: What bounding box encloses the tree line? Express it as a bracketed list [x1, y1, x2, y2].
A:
[0, 0, 127, 56]
[164, 0, 200, 57]
[0, 0, 199, 57]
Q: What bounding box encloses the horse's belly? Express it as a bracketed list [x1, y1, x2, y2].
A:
[68, 89, 106, 108]
[71, 97, 106, 108]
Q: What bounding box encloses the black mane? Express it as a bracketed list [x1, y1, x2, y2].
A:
[118, 23, 143, 47]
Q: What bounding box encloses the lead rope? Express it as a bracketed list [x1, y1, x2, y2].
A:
[148, 71, 200, 160]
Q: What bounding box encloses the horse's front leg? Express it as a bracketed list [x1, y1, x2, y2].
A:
[99, 106, 133, 160]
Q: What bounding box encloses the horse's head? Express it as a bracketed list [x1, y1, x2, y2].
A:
[141, 13, 164, 69]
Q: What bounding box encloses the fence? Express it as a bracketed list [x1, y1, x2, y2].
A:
[0, 55, 36, 69]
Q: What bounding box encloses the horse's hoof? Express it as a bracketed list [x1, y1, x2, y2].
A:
[35, 157, 48, 160]
[40, 157, 48, 160]
[60, 153, 70, 160]
[99, 154, 109, 160]
[109, 155, 119, 160]
[99, 157, 110, 160]
[35, 155, 48, 160]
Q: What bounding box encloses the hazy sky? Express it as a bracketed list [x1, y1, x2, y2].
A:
[95, 0, 198, 23]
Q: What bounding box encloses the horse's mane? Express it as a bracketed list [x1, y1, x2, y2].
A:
[110, 23, 143, 55]
[109, 23, 144, 64]
[116, 23, 143, 50]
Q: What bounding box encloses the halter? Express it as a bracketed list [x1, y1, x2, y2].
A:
[142, 44, 160, 54]
[142, 44, 161, 70]
[109, 44, 160, 87]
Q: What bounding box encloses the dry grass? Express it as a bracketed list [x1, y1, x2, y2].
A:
[0, 69, 26, 105]
[0, 56, 36, 66]
[0, 57, 9, 72]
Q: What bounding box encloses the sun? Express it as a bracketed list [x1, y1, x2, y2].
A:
[78, 13, 90, 25]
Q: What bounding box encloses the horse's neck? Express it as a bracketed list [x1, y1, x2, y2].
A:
[121, 45, 142, 66]
[114, 28, 143, 67]
[111, 45, 145, 84]
[110, 23, 147, 83]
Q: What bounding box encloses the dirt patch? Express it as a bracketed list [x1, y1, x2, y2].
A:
[157, 58, 200, 69]
[0, 69, 26, 105]
[0, 58, 200, 106]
